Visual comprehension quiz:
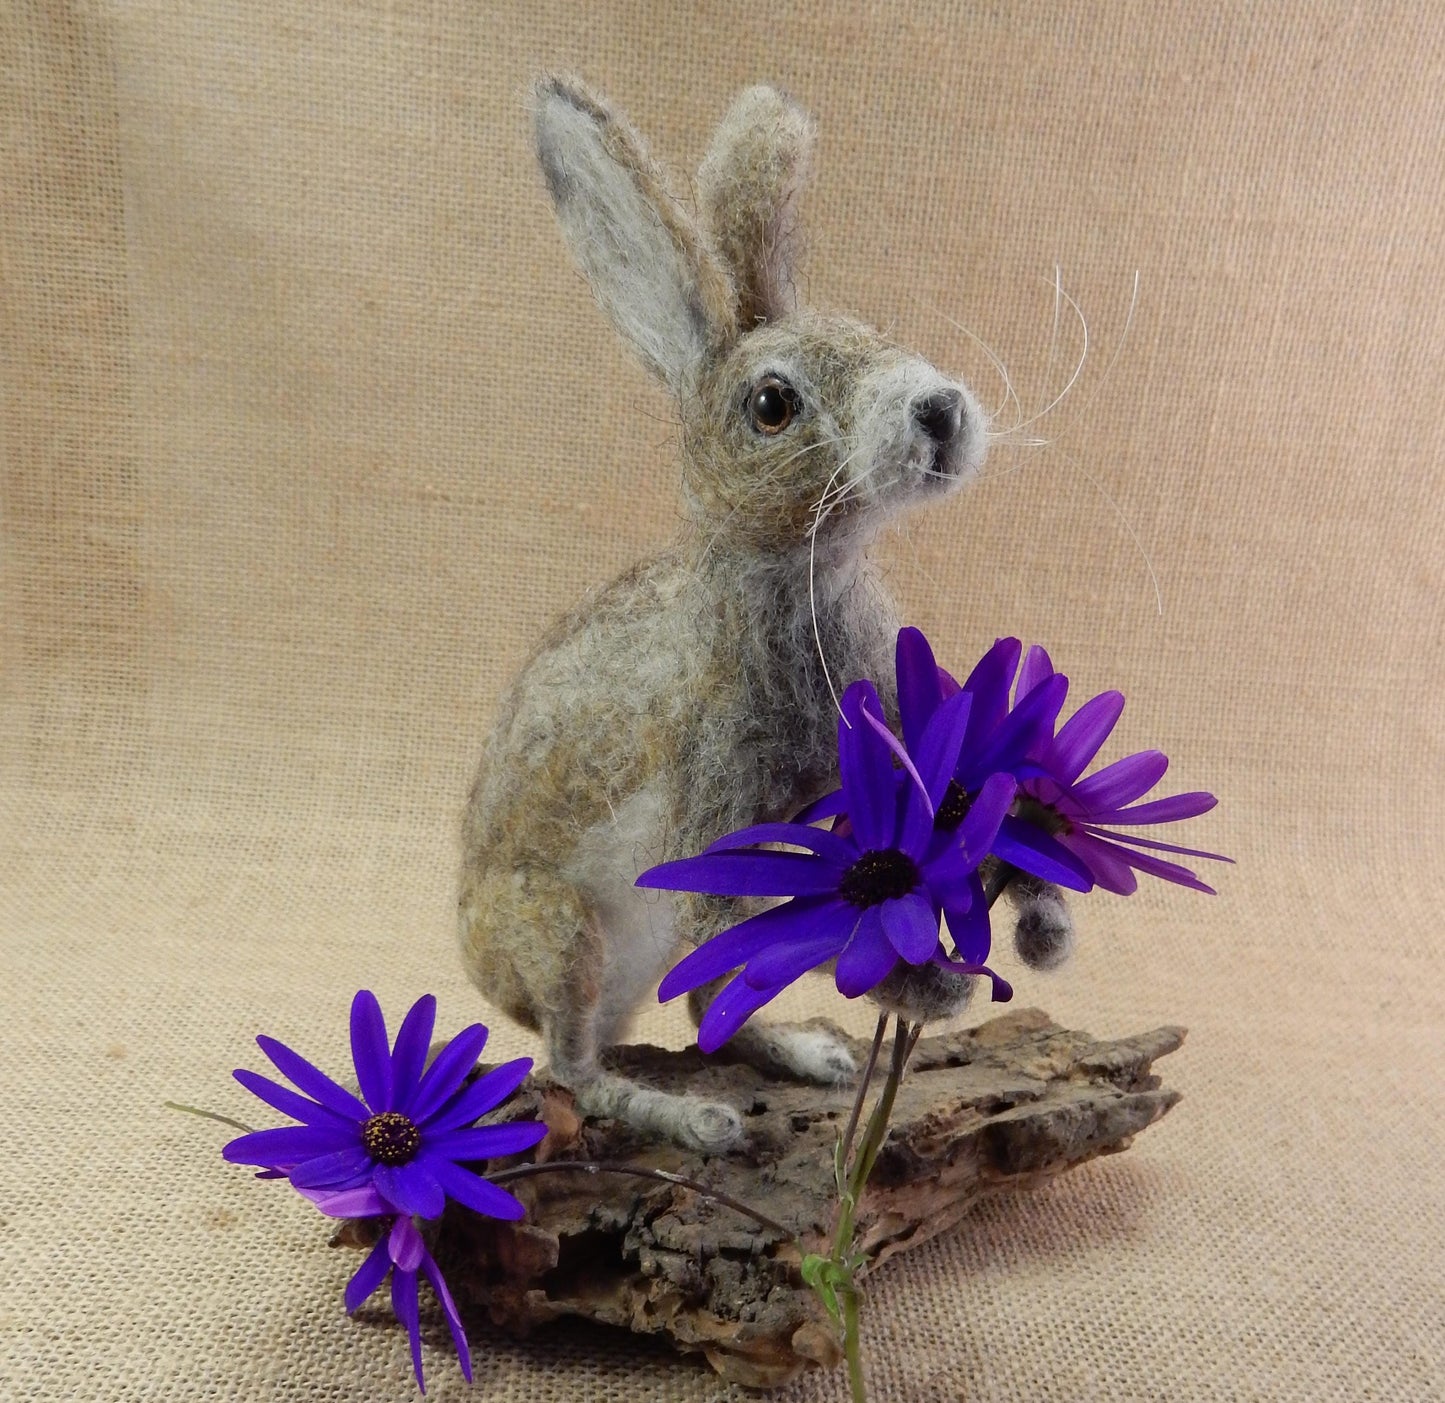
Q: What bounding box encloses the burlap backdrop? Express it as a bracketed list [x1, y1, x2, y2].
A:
[3, 3, 1441, 1400]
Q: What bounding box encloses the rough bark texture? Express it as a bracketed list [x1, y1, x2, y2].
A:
[343, 1009, 1184, 1389]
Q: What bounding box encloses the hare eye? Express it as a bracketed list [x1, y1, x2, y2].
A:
[748, 377, 801, 435]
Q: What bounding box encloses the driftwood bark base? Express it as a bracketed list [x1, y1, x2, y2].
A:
[378, 1009, 1182, 1388]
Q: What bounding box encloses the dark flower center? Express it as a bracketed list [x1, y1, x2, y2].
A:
[361, 1111, 421, 1166]
[934, 779, 972, 832]
[1014, 794, 1070, 836]
[840, 848, 921, 907]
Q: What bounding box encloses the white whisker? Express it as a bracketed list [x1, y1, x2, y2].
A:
[1057, 447, 1164, 616]
[1042, 262, 1063, 409]
[973, 453, 1043, 484]
[806, 449, 867, 725]
[928, 306, 1022, 431]
[896, 515, 946, 597]
[813, 451, 871, 518]
[771, 433, 842, 478]
[1011, 276, 1089, 433]
[1055, 269, 1139, 432]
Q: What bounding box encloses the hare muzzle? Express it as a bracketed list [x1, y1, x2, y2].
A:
[912, 387, 967, 478]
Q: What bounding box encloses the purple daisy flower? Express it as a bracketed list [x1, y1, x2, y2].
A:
[896, 629, 1096, 894]
[223, 991, 547, 1223]
[1016, 675, 1232, 894]
[795, 631, 1094, 895]
[640, 678, 1015, 1051]
[345, 1213, 470, 1394]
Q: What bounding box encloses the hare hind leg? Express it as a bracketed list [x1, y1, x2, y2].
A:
[464, 864, 743, 1153]
[550, 975, 742, 1154]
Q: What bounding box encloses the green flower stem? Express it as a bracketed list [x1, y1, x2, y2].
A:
[818, 867, 1022, 1401]
[842, 1283, 867, 1402]
[983, 861, 1019, 906]
[163, 1101, 257, 1136]
[834, 1013, 889, 1198]
[829, 1014, 913, 1403]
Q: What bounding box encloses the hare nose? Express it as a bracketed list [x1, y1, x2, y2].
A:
[913, 388, 963, 445]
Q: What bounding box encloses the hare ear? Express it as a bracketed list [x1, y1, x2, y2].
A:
[698, 86, 817, 327]
[533, 76, 737, 391]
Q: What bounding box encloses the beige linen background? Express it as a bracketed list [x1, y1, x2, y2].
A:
[3, 2, 1442, 1400]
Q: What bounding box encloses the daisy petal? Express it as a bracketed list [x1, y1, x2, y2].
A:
[374, 1159, 446, 1219]
[389, 995, 437, 1114]
[1082, 825, 1232, 863]
[835, 908, 899, 997]
[431, 1158, 529, 1221]
[349, 991, 393, 1112]
[637, 849, 842, 898]
[742, 928, 849, 989]
[974, 673, 1068, 776]
[705, 821, 854, 867]
[1072, 750, 1169, 811]
[1060, 832, 1138, 895]
[286, 1145, 372, 1189]
[879, 893, 940, 964]
[344, 1236, 393, 1314]
[961, 637, 1023, 748]
[896, 626, 945, 753]
[696, 972, 783, 1053]
[914, 689, 973, 809]
[222, 1123, 356, 1169]
[1049, 690, 1125, 784]
[425, 1120, 548, 1162]
[408, 1024, 490, 1124]
[992, 815, 1095, 891]
[923, 849, 978, 909]
[957, 772, 1017, 862]
[1101, 839, 1217, 894]
[390, 1261, 424, 1390]
[389, 1213, 427, 1271]
[255, 1034, 370, 1121]
[232, 1068, 357, 1131]
[986, 970, 1013, 1002]
[1092, 791, 1218, 825]
[656, 900, 826, 1000]
[838, 681, 898, 849]
[862, 701, 932, 819]
[933, 951, 1013, 1003]
[298, 1183, 389, 1218]
[790, 788, 845, 824]
[1016, 643, 1055, 701]
[944, 877, 992, 965]
[427, 1057, 534, 1135]
[421, 1251, 473, 1384]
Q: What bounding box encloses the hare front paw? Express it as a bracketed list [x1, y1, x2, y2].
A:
[870, 962, 978, 1023]
[1014, 892, 1075, 970]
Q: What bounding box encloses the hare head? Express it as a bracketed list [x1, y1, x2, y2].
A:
[534, 78, 986, 555]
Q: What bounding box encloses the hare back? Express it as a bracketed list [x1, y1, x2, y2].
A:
[460, 535, 898, 1034]
[463, 550, 703, 869]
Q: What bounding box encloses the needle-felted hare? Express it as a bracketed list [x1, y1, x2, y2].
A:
[459, 76, 1070, 1151]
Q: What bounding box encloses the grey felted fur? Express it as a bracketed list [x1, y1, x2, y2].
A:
[458, 75, 1069, 1150]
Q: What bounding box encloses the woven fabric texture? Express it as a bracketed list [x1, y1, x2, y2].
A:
[3, 3, 1442, 1399]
